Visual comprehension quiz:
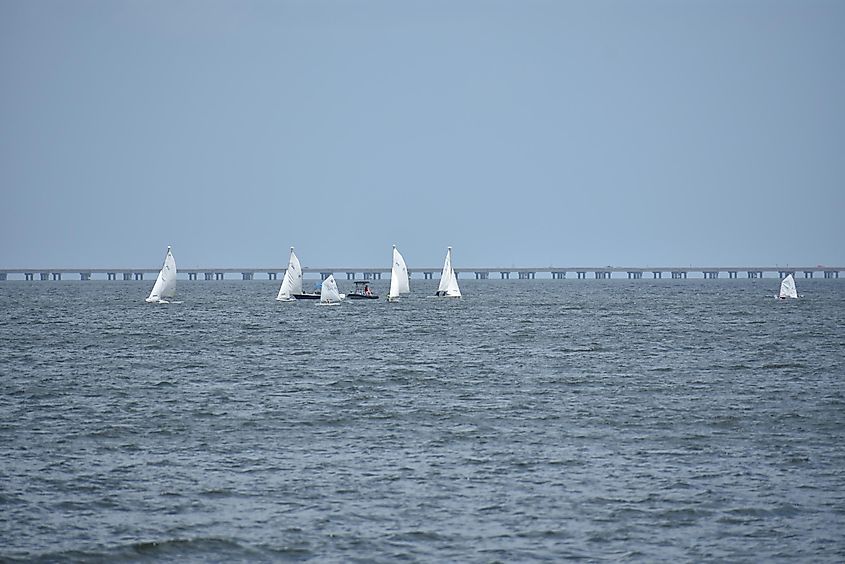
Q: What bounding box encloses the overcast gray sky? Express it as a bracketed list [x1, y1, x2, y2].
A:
[2, 0, 843, 269]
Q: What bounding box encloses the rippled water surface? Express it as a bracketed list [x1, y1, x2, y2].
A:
[1, 278, 844, 562]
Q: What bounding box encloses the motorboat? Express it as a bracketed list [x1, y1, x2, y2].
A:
[346, 280, 378, 300]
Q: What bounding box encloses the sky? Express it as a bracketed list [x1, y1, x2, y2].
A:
[1, 0, 843, 269]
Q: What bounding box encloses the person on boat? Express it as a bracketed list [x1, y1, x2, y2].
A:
[364, 284, 372, 296]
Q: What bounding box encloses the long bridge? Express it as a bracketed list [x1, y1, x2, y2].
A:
[0, 266, 841, 281]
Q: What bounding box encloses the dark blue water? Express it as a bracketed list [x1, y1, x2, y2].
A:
[2, 278, 844, 562]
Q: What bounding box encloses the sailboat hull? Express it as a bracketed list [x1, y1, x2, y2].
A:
[434, 291, 461, 298]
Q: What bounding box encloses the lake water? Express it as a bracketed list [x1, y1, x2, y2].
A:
[1, 278, 844, 562]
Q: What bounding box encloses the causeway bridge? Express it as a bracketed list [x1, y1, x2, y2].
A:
[0, 266, 841, 281]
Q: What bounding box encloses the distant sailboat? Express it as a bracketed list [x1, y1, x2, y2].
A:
[145, 246, 176, 303]
[434, 246, 461, 298]
[388, 245, 410, 302]
[320, 275, 342, 305]
[276, 247, 302, 302]
[778, 273, 798, 299]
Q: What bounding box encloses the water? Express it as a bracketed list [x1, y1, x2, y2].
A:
[1, 278, 844, 562]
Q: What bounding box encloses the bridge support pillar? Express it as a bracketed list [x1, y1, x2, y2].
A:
[40, 272, 49, 281]
[424, 272, 433, 280]
[188, 272, 197, 280]
[729, 271, 737, 279]
[242, 272, 254, 280]
[107, 272, 116, 280]
[50, 273, 61, 281]
[475, 272, 489, 280]
[552, 272, 565, 279]
[804, 271, 813, 279]
[268, 272, 277, 280]
[80, 272, 91, 281]
[653, 272, 662, 279]
[627, 272, 643, 279]
[577, 272, 586, 279]
[215, 272, 224, 280]
[123, 272, 132, 280]
[321, 272, 332, 280]
[704, 271, 719, 279]
[500, 272, 510, 279]
[824, 271, 839, 279]
[134, 272, 143, 281]
[0, 273, 5, 281]
[595, 271, 610, 279]
[25, 273, 34, 281]
[518, 272, 535, 279]
[204, 272, 214, 281]
[347, 272, 355, 280]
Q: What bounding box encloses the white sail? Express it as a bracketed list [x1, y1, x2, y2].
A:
[146, 246, 176, 303]
[779, 274, 798, 299]
[320, 275, 341, 303]
[389, 245, 410, 300]
[276, 247, 303, 301]
[436, 246, 461, 297]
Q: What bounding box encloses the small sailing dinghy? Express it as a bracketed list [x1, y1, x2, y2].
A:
[276, 247, 303, 302]
[319, 275, 342, 305]
[145, 246, 176, 303]
[434, 246, 461, 298]
[777, 273, 799, 299]
[388, 244, 410, 302]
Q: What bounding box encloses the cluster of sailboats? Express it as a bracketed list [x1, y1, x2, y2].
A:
[145, 245, 462, 304]
[144, 245, 803, 304]
[275, 245, 460, 305]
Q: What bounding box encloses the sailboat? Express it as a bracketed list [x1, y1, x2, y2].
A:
[145, 246, 176, 303]
[319, 275, 342, 305]
[388, 245, 410, 302]
[777, 273, 798, 299]
[434, 246, 461, 298]
[276, 247, 303, 302]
